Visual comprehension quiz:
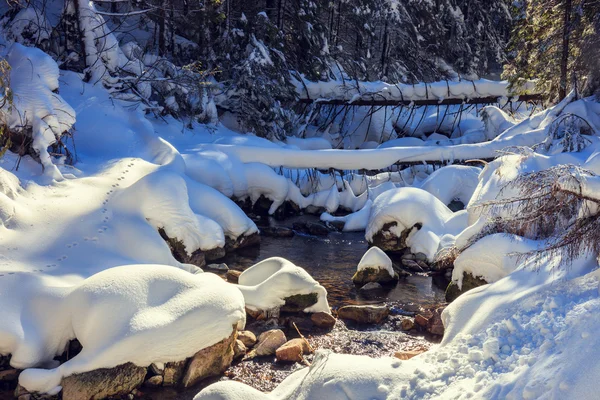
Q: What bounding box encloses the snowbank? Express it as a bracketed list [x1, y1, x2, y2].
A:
[237, 257, 330, 314]
[5, 265, 245, 394]
[418, 165, 481, 205]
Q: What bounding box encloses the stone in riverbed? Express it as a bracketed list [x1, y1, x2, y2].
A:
[226, 269, 242, 283]
[402, 259, 424, 272]
[249, 329, 287, 357]
[205, 263, 229, 271]
[0, 368, 19, 382]
[233, 340, 247, 360]
[60, 362, 146, 400]
[261, 226, 295, 238]
[394, 350, 426, 360]
[237, 330, 257, 348]
[306, 222, 329, 236]
[400, 318, 415, 331]
[359, 282, 384, 291]
[276, 339, 313, 363]
[311, 312, 336, 329]
[181, 328, 237, 387]
[337, 305, 389, 324]
[143, 375, 163, 388]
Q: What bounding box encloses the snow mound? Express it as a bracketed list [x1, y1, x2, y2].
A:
[6, 43, 76, 182]
[452, 234, 539, 288]
[195, 350, 401, 400]
[114, 170, 225, 253]
[419, 165, 481, 205]
[237, 257, 330, 314]
[9, 265, 245, 394]
[357, 247, 394, 276]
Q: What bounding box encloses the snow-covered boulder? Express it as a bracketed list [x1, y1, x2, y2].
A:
[366, 188, 465, 260]
[352, 246, 398, 285]
[10, 265, 245, 395]
[237, 257, 330, 316]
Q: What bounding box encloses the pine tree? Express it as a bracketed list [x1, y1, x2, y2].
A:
[504, 0, 600, 101]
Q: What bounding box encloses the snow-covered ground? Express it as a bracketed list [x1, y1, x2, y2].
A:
[1, 42, 600, 400]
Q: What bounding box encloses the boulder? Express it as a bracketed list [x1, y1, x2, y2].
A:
[337, 305, 389, 324]
[237, 330, 257, 348]
[327, 220, 346, 232]
[445, 273, 488, 302]
[251, 329, 287, 357]
[181, 328, 237, 387]
[158, 228, 206, 268]
[0, 368, 19, 382]
[311, 312, 336, 329]
[275, 339, 313, 363]
[225, 232, 260, 252]
[414, 313, 431, 328]
[402, 259, 424, 272]
[353, 268, 397, 285]
[61, 362, 146, 400]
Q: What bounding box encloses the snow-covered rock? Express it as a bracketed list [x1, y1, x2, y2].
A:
[352, 246, 398, 285]
[366, 188, 465, 260]
[237, 257, 330, 315]
[9, 265, 245, 395]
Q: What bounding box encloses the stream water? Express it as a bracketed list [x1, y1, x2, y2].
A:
[221, 216, 447, 310]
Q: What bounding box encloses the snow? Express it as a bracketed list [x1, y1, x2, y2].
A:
[13, 265, 245, 394]
[295, 77, 536, 103]
[365, 188, 464, 260]
[357, 246, 394, 276]
[418, 165, 481, 205]
[237, 257, 330, 314]
[6, 44, 76, 182]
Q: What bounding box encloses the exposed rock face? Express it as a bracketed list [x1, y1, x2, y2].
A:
[251, 330, 287, 357]
[181, 328, 237, 388]
[311, 312, 336, 329]
[445, 273, 488, 302]
[275, 339, 313, 363]
[400, 318, 415, 331]
[158, 227, 207, 267]
[237, 331, 257, 348]
[162, 360, 187, 386]
[61, 362, 146, 400]
[337, 305, 389, 324]
[225, 232, 260, 252]
[369, 221, 422, 253]
[281, 293, 319, 312]
[352, 267, 398, 285]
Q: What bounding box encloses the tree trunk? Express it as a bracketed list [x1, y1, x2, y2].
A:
[559, 0, 572, 101]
